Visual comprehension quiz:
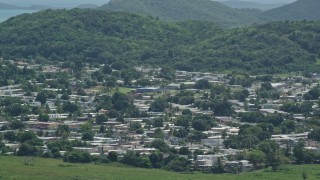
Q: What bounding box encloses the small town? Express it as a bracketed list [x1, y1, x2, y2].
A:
[1, 58, 320, 174]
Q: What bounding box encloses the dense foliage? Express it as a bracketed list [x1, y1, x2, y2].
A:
[263, 0, 320, 21]
[99, 0, 262, 28]
[1, 9, 320, 75]
[1, 9, 320, 74]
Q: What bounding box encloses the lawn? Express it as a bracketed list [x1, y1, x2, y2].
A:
[0, 156, 319, 180]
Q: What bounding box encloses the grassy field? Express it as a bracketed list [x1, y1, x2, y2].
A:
[0, 156, 319, 180]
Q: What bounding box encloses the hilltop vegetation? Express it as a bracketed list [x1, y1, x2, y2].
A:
[99, 0, 263, 28]
[192, 21, 320, 74]
[220, 1, 285, 11]
[0, 9, 320, 74]
[0, 9, 220, 66]
[263, 0, 320, 21]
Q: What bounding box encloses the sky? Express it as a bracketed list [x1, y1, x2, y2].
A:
[0, 0, 297, 7]
[0, 0, 110, 7]
[215, 0, 297, 4]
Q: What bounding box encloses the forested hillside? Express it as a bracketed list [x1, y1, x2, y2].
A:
[99, 0, 262, 28]
[220, 1, 285, 11]
[0, 9, 320, 74]
[263, 0, 320, 21]
[0, 9, 221, 66]
[191, 21, 320, 73]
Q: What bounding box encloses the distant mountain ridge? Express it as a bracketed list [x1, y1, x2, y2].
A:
[263, 0, 320, 20]
[219, 0, 285, 11]
[0, 9, 319, 74]
[0, 2, 23, 9]
[99, 0, 263, 28]
[76, 4, 99, 9]
[0, 2, 52, 10]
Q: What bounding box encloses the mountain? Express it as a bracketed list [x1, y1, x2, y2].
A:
[193, 21, 320, 73]
[0, 2, 52, 10]
[263, 0, 320, 20]
[0, 9, 221, 68]
[99, 0, 263, 28]
[27, 5, 53, 10]
[219, 0, 285, 11]
[0, 0, 109, 7]
[0, 2, 23, 9]
[0, 9, 319, 74]
[76, 4, 99, 9]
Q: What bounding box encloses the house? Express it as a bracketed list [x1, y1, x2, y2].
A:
[224, 160, 253, 173]
[195, 154, 226, 168]
[136, 87, 163, 93]
[201, 136, 224, 149]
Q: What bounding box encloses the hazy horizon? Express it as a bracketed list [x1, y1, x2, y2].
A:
[215, 0, 297, 4]
[0, 0, 110, 7]
[0, 0, 297, 7]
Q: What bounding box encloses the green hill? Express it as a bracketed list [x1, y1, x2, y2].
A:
[99, 0, 263, 28]
[263, 0, 320, 20]
[0, 156, 319, 180]
[220, 0, 285, 11]
[0, 9, 320, 74]
[191, 21, 320, 73]
[0, 9, 221, 66]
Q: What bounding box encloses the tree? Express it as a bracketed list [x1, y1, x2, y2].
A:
[18, 131, 37, 143]
[192, 115, 216, 131]
[213, 100, 233, 116]
[56, 125, 70, 138]
[5, 104, 27, 116]
[149, 151, 163, 168]
[178, 147, 190, 155]
[121, 151, 151, 168]
[150, 139, 169, 153]
[246, 150, 266, 169]
[102, 65, 112, 74]
[82, 131, 94, 141]
[51, 147, 62, 158]
[153, 118, 164, 128]
[63, 150, 92, 163]
[112, 92, 131, 112]
[95, 114, 108, 125]
[160, 67, 175, 80]
[35, 91, 47, 105]
[62, 101, 79, 113]
[165, 157, 189, 172]
[211, 157, 224, 173]
[266, 113, 284, 127]
[149, 98, 169, 112]
[182, 109, 192, 116]
[173, 128, 188, 138]
[0, 133, 3, 141]
[195, 79, 211, 89]
[308, 127, 320, 141]
[175, 115, 190, 128]
[293, 141, 305, 164]
[108, 151, 118, 162]
[4, 131, 17, 142]
[38, 113, 50, 122]
[17, 143, 38, 156]
[153, 128, 164, 139]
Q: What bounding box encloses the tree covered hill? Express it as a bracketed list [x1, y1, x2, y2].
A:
[263, 0, 320, 21]
[99, 0, 263, 28]
[0, 9, 320, 74]
[0, 9, 221, 66]
[192, 21, 320, 74]
[220, 0, 285, 11]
